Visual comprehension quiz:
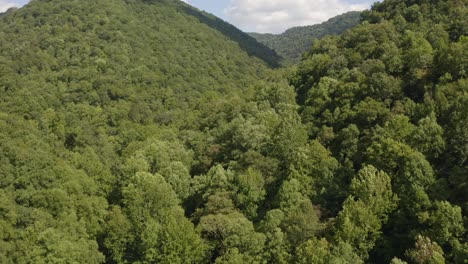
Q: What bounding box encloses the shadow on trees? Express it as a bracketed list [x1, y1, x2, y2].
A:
[176, 3, 283, 68]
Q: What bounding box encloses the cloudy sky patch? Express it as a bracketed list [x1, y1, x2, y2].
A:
[225, 0, 373, 33]
[0, 0, 19, 12]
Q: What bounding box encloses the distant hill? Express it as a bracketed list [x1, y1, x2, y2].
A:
[250, 11, 361, 63]
[0, 7, 18, 16]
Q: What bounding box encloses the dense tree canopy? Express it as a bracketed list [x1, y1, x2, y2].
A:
[0, 0, 466, 263]
[291, 0, 467, 262]
[250, 12, 361, 63]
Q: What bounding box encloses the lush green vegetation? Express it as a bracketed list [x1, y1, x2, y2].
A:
[0, 0, 466, 263]
[291, 0, 467, 262]
[250, 11, 361, 63]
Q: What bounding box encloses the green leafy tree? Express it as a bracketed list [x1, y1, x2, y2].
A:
[117, 172, 206, 263]
[334, 166, 397, 259]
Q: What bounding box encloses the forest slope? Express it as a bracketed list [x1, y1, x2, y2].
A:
[0, 0, 283, 262]
[250, 11, 361, 63]
[0, 0, 466, 263]
[291, 0, 467, 262]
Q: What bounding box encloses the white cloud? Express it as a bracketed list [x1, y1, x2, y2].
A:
[225, 0, 371, 33]
[0, 0, 18, 12]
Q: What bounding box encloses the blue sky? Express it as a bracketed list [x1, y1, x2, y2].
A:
[186, 0, 375, 19]
[2, 0, 376, 33]
[190, 0, 376, 33]
[186, 0, 229, 20]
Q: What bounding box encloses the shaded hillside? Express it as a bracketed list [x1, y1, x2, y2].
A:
[250, 11, 361, 63]
[178, 4, 282, 68]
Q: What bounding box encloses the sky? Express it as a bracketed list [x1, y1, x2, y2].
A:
[1, 0, 375, 34]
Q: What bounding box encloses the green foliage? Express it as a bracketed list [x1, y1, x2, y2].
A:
[296, 238, 363, 264]
[289, 140, 339, 204]
[333, 166, 397, 259]
[406, 235, 446, 264]
[391, 257, 409, 264]
[418, 201, 464, 248]
[231, 168, 266, 220]
[199, 211, 265, 262]
[111, 172, 207, 263]
[349, 166, 398, 221]
[251, 12, 362, 63]
[290, 0, 467, 262]
[0, 0, 466, 263]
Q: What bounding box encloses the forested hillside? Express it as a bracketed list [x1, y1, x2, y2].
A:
[0, 0, 466, 263]
[250, 11, 361, 63]
[0, 0, 281, 262]
[291, 0, 467, 262]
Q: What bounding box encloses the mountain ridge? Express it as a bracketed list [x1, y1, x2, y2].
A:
[250, 11, 362, 63]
